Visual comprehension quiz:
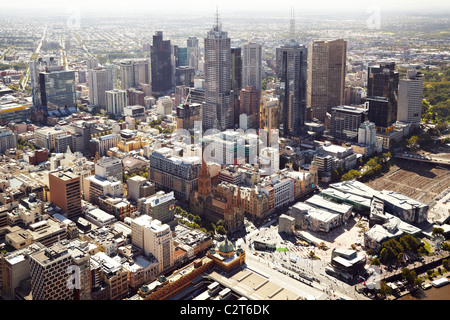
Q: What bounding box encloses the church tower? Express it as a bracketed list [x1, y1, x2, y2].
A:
[198, 158, 211, 197]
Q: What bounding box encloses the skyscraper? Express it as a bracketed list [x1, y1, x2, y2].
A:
[203, 12, 233, 130]
[275, 8, 307, 136]
[88, 67, 108, 107]
[187, 37, 200, 73]
[151, 31, 172, 97]
[119, 61, 134, 90]
[307, 39, 347, 122]
[367, 62, 399, 128]
[397, 69, 424, 126]
[231, 47, 242, 126]
[239, 85, 261, 129]
[242, 42, 263, 92]
[39, 67, 77, 109]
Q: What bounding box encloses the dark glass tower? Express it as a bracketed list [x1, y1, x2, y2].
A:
[275, 8, 307, 137]
[39, 68, 76, 109]
[367, 62, 399, 128]
[151, 31, 173, 97]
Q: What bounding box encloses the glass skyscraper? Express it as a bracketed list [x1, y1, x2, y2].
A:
[39, 68, 76, 109]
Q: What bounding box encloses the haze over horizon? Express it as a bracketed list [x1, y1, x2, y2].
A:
[2, 0, 450, 16]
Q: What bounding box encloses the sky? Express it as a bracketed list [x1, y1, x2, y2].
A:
[3, 0, 450, 15]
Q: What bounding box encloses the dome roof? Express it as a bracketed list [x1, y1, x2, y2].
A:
[218, 239, 234, 254]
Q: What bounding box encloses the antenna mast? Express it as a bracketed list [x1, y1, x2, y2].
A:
[289, 6, 295, 42]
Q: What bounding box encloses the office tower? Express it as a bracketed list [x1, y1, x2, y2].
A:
[127, 88, 145, 106]
[187, 37, 200, 72]
[239, 85, 261, 129]
[397, 69, 424, 126]
[149, 148, 201, 201]
[367, 62, 399, 128]
[175, 47, 189, 67]
[176, 102, 202, 130]
[358, 121, 377, 146]
[203, 13, 233, 130]
[151, 31, 172, 97]
[30, 60, 42, 107]
[330, 105, 367, 141]
[88, 67, 108, 107]
[89, 133, 120, 157]
[0, 128, 17, 154]
[95, 156, 123, 182]
[119, 61, 134, 90]
[133, 59, 151, 86]
[105, 89, 127, 115]
[131, 215, 174, 274]
[39, 68, 77, 108]
[242, 42, 263, 92]
[49, 170, 82, 219]
[231, 47, 242, 125]
[106, 64, 118, 90]
[275, 45, 307, 136]
[30, 244, 74, 300]
[307, 39, 347, 122]
[137, 191, 175, 225]
[87, 58, 98, 70]
[175, 66, 195, 87]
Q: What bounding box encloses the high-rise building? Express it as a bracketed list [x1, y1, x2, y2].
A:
[87, 58, 99, 70]
[39, 68, 77, 109]
[275, 46, 307, 136]
[127, 88, 145, 106]
[242, 42, 263, 92]
[203, 14, 233, 130]
[307, 39, 347, 122]
[105, 89, 127, 115]
[231, 47, 242, 125]
[137, 191, 175, 226]
[330, 105, 367, 141]
[151, 31, 173, 97]
[397, 69, 424, 126]
[105, 64, 118, 90]
[88, 67, 108, 107]
[49, 169, 82, 219]
[275, 8, 307, 136]
[367, 62, 399, 128]
[130, 215, 174, 274]
[187, 37, 200, 73]
[358, 121, 377, 146]
[30, 243, 74, 300]
[133, 59, 151, 86]
[0, 128, 17, 154]
[175, 66, 195, 87]
[239, 85, 261, 129]
[119, 61, 134, 90]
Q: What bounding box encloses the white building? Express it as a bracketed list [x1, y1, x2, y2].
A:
[85, 208, 117, 227]
[130, 215, 174, 274]
[156, 96, 173, 116]
[88, 67, 108, 107]
[105, 89, 127, 115]
[397, 69, 424, 126]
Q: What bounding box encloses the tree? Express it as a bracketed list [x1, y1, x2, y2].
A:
[371, 257, 381, 266]
[377, 281, 393, 298]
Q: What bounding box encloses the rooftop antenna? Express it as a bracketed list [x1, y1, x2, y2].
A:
[289, 6, 295, 43]
[214, 5, 221, 31]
